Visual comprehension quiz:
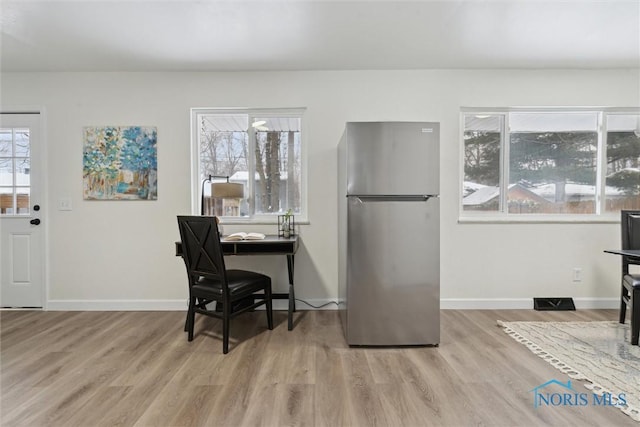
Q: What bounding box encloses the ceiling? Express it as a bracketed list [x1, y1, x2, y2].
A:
[1, 0, 638, 72]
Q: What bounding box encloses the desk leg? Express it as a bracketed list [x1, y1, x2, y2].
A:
[287, 254, 295, 331]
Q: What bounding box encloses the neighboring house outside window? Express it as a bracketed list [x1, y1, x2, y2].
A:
[191, 108, 305, 222]
[462, 109, 640, 219]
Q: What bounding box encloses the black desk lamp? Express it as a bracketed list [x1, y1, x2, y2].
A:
[200, 175, 244, 215]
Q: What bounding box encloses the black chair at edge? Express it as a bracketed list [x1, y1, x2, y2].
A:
[177, 215, 273, 354]
[620, 210, 640, 345]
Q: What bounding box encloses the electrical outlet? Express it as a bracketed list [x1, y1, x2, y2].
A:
[572, 267, 582, 282]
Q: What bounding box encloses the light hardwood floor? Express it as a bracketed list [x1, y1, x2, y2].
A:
[0, 309, 634, 426]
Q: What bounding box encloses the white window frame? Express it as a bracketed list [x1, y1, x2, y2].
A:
[460, 107, 640, 223]
[190, 107, 307, 224]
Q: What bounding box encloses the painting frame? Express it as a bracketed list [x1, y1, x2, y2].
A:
[83, 126, 157, 200]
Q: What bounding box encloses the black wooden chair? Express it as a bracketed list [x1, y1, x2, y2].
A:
[620, 210, 640, 345]
[177, 215, 273, 353]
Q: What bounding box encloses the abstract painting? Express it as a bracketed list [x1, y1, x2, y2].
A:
[83, 126, 157, 200]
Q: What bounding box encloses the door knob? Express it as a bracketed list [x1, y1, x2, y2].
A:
[33, 205, 40, 211]
[30, 218, 41, 225]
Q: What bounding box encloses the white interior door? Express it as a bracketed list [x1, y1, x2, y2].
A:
[0, 113, 44, 308]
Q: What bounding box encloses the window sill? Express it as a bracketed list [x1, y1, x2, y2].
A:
[219, 218, 310, 226]
[458, 214, 619, 224]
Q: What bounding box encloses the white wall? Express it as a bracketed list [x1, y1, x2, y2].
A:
[1, 69, 638, 310]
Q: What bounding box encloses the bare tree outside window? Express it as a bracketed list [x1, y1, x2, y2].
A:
[254, 127, 301, 214]
[196, 111, 303, 218]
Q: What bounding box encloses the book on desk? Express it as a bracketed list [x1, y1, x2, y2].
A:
[224, 232, 266, 241]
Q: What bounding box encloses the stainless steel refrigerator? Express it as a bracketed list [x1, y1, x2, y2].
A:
[338, 121, 440, 346]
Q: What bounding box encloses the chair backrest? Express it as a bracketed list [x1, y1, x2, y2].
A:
[177, 216, 227, 288]
[621, 210, 640, 250]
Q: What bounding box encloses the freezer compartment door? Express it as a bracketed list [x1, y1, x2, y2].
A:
[346, 122, 439, 196]
[346, 196, 439, 345]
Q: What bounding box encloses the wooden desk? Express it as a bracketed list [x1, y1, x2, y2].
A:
[605, 249, 640, 258]
[176, 235, 299, 330]
[604, 249, 640, 278]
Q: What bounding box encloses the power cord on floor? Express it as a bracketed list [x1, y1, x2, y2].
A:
[295, 298, 339, 309]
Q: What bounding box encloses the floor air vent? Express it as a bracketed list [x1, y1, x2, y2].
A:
[533, 297, 576, 311]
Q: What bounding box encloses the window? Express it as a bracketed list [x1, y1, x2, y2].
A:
[462, 109, 640, 218]
[192, 108, 305, 221]
[606, 114, 640, 212]
[0, 127, 30, 215]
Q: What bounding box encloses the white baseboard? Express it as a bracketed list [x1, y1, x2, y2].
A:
[44, 297, 619, 311]
[440, 297, 619, 310]
[45, 298, 336, 311]
[441, 298, 528, 310]
[46, 299, 188, 311]
[572, 297, 619, 309]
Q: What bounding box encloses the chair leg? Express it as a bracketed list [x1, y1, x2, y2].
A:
[222, 299, 230, 354]
[184, 297, 190, 332]
[185, 297, 203, 331]
[187, 296, 196, 342]
[632, 288, 640, 345]
[266, 285, 273, 330]
[620, 284, 628, 324]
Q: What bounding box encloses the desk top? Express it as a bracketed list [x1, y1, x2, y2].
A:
[222, 235, 297, 244]
[604, 249, 640, 258]
[221, 235, 298, 255]
[176, 234, 298, 257]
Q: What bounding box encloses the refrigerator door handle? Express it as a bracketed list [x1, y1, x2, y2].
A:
[349, 195, 437, 202]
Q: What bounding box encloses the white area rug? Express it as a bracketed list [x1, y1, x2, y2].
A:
[498, 320, 640, 422]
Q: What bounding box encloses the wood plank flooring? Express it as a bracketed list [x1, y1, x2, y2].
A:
[0, 309, 635, 426]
